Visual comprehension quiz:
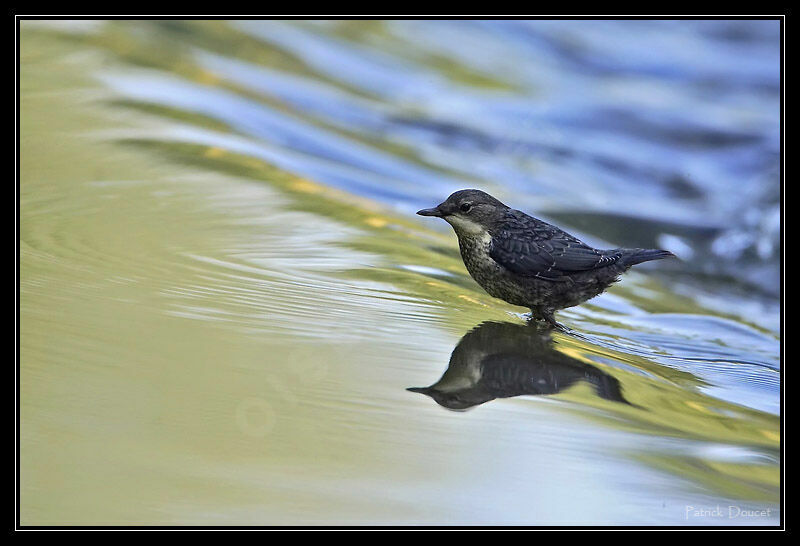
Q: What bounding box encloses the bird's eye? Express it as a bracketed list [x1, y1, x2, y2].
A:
[460, 203, 472, 213]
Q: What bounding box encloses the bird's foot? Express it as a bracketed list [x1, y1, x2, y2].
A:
[525, 309, 566, 331]
[543, 313, 567, 332]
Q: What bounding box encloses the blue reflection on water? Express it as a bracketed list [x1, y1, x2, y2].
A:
[97, 19, 780, 416]
[225, 20, 780, 293]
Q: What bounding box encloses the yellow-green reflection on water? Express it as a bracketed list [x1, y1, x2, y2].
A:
[20, 22, 779, 525]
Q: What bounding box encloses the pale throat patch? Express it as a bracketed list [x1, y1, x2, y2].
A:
[434, 351, 487, 391]
[445, 214, 487, 236]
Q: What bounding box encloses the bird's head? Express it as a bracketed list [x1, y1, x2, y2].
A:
[416, 189, 508, 235]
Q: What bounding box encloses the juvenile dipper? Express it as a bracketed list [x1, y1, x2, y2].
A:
[417, 189, 674, 327]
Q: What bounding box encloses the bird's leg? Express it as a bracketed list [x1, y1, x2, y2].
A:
[526, 307, 543, 322]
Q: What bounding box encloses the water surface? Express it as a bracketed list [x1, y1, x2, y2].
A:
[20, 20, 780, 525]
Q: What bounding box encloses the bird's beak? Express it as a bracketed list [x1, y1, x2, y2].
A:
[406, 386, 433, 395]
[416, 207, 443, 217]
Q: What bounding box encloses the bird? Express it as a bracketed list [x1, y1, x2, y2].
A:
[417, 189, 674, 327]
[407, 321, 632, 410]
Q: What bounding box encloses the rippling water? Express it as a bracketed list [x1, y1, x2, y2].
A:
[20, 20, 780, 525]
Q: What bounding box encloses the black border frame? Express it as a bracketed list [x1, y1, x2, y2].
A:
[13, 13, 787, 532]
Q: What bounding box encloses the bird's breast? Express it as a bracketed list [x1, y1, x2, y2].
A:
[457, 232, 499, 282]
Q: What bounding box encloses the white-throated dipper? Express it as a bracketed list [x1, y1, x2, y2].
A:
[417, 189, 674, 327]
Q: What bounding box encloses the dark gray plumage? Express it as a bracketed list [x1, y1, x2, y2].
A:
[417, 189, 674, 326]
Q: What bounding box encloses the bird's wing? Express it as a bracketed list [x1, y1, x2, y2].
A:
[489, 212, 620, 280]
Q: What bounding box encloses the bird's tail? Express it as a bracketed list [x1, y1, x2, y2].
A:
[619, 248, 675, 266]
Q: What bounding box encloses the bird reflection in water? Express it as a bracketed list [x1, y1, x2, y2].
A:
[408, 321, 632, 411]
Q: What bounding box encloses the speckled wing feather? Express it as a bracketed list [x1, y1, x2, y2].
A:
[489, 210, 621, 280]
